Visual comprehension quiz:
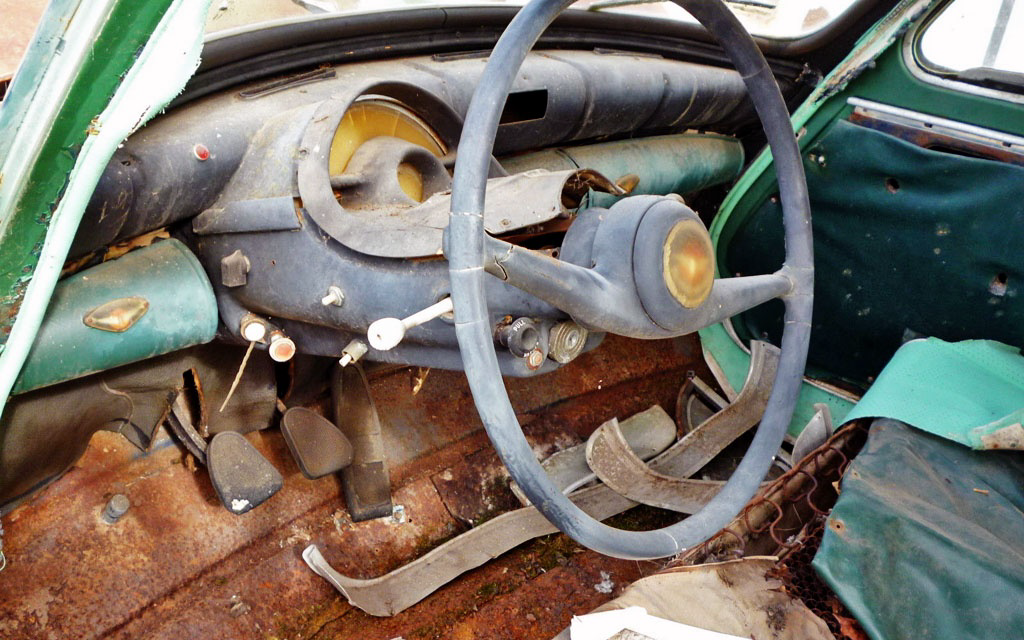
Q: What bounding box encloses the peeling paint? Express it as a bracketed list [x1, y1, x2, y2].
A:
[0, 0, 212, 417]
[979, 423, 1024, 450]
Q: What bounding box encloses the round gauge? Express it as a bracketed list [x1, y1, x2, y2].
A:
[329, 99, 447, 203]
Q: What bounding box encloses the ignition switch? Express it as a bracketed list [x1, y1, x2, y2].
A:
[495, 317, 541, 358]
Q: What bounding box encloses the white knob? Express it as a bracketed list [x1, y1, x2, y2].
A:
[367, 298, 454, 351]
[368, 317, 407, 350]
[321, 285, 344, 307]
[240, 319, 267, 342]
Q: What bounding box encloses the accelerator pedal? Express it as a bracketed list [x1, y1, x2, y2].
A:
[332, 363, 394, 521]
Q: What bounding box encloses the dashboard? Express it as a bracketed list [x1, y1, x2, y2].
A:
[68, 48, 777, 376]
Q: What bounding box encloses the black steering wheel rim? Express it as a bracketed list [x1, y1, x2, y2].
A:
[447, 0, 813, 560]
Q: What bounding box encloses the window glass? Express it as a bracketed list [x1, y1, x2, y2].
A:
[573, 0, 861, 40]
[204, 0, 861, 41]
[919, 0, 1024, 74]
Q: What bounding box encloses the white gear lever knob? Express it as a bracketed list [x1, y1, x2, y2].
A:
[367, 297, 454, 351]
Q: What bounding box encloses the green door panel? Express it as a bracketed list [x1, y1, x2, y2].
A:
[705, 1, 1024, 383]
[727, 118, 1023, 383]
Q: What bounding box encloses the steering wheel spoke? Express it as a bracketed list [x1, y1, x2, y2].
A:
[689, 273, 793, 333]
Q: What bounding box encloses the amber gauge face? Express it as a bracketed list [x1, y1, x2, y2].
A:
[329, 99, 447, 203]
[662, 217, 715, 309]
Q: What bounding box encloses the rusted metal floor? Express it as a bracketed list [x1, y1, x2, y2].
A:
[0, 335, 710, 639]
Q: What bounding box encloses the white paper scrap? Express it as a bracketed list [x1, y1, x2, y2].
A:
[570, 606, 747, 640]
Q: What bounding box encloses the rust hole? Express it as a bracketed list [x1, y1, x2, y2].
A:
[990, 272, 1008, 297]
[181, 368, 208, 438]
[885, 177, 900, 193]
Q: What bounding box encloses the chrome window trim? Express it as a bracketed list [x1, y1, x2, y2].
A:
[847, 96, 1024, 147]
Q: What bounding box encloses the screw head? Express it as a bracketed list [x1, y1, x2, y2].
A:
[565, 330, 580, 349]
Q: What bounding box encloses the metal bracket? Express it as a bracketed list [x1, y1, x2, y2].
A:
[332, 363, 393, 521]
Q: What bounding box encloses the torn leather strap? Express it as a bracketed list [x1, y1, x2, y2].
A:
[647, 341, 778, 480]
[303, 479, 637, 617]
[586, 418, 772, 514]
[510, 405, 677, 505]
[304, 406, 673, 617]
[587, 341, 778, 512]
[303, 342, 779, 617]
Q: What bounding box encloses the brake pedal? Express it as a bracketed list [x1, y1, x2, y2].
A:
[207, 431, 283, 515]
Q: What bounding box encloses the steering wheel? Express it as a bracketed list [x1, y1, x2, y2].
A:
[447, 0, 812, 560]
